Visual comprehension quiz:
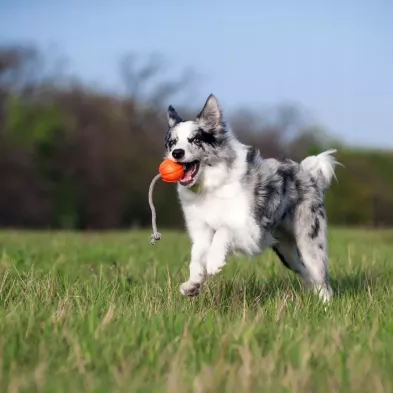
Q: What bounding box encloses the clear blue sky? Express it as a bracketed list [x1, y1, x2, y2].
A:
[1, 0, 392, 147]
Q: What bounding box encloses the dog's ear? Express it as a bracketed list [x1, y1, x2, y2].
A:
[197, 94, 224, 133]
[167, 105, 183, 128]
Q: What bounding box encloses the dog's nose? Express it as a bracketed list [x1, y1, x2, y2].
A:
[172, 149, 185, 160]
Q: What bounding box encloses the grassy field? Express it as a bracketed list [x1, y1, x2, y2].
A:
[0, 229, 392, 393]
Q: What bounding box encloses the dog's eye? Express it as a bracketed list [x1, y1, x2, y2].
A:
[188, 134, 203, 146]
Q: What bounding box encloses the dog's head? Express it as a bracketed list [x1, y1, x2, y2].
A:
[164, 94, 231, 188]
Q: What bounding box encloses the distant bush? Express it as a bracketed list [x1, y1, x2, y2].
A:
[324, 149, 393, 227]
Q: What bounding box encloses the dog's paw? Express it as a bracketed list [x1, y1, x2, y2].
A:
[206, 263, 224, 276]
[180, 281, 201, 298]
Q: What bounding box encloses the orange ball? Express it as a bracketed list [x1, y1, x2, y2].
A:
[159, 159, 184, 183]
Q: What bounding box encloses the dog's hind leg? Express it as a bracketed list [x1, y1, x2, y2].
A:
[293, 205, 333, 302]
[272, 238, 306, 275]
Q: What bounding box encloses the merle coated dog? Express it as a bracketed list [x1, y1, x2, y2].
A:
[164, 94, 340, 302]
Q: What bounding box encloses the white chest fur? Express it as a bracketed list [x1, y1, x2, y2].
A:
[178, 180, 267, 255]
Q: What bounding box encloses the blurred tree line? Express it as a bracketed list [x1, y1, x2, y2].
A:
[0, 44, 392, 230]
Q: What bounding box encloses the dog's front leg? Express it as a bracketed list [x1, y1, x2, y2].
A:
[180, 228, 213, 298]
[206, 227, 230, 276]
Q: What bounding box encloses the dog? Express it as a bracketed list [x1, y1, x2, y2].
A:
[164, 94, 340, 302]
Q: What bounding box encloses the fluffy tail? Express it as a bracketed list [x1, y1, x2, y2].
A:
[300, 149, 340, 191]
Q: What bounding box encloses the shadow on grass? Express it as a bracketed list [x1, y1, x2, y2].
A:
[204, 273, 303, 308]
[204, 268, 387, 308]
[329, 269, 383, 297]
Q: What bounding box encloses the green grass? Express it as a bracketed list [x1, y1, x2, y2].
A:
[0, 228, 393, 393]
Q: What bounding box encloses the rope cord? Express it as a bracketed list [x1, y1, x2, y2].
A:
[148, 174, 162, 245]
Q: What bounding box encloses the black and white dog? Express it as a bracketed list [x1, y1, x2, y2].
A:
[165, 94, 340, 302]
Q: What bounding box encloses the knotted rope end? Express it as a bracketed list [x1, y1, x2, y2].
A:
[150, 232, 162, 245]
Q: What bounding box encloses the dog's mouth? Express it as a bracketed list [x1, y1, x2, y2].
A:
[180, 161, 200, 186]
